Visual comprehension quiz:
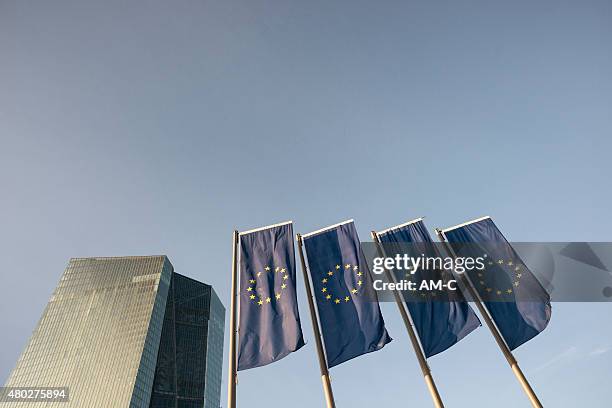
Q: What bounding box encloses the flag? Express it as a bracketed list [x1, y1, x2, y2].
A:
[442, 216, 551, 350]
[377, 219, 480, 357]
[302, 220, 392, 368]
[238, 222, 305, 370]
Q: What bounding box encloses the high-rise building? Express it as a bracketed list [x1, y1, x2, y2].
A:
[2, 256, 225, 408]
[149, 273, 225, 408]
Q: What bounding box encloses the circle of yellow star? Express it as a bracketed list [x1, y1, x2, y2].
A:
[248, 265, 291, 306]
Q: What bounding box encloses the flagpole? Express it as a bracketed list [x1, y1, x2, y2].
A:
[435, 229, 543, 408]
[296, 233, 337, 408]
[227, 230, 239, 408]
[371, 231, 444, 408]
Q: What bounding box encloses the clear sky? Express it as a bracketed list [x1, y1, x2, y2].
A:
[1, 0, 611, 407]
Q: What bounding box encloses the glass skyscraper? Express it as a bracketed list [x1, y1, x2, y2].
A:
[148, 273, 225, 408]
[2, 256, 225, 408]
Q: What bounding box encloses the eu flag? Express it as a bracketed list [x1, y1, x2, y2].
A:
[238, 222, 305, 370]
[302, 220, 392, 368]
[442, 217, 551, 350]
[377, 219, 480, 357]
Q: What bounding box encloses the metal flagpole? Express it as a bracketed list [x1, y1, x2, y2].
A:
[435, 229, 543, 408]
[227, 230, 239, 408]
[371, 231, 444, 408]
[296, 233, 337, 408]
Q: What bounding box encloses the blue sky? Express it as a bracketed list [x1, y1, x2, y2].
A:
[1, 0, 611, 406]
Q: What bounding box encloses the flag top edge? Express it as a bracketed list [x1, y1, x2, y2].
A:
[439, 216, 492, 234]
[239, 221, 293, 236]
[376, 217, 425, 236]
[301, 219, 354, 239]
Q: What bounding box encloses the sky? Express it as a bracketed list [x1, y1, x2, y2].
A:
[1, 0, 611, 406]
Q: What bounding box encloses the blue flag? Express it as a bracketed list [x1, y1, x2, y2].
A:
[377, 219, 480, 357]
[302, 220, 392, 368]
[442, 217, 551, 350]
[238, 222, 305, 371]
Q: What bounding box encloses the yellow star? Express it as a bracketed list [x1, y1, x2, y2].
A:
[281, 268, 286, 273]
[486, 287, 492, 292]
[250, 294, 256, 300]
[345, 264, 351, 269]
[357, 280, 363, 286]
[275, 267, 280, 272]
[276, 293, 281, 300]
[283, 274, 289, 280]
[249, 279, 256, 284]
[326, 294, 332, 300]
[322, 288, 327, 293]
[496, 290, 502, 295]
[506, 289, 513, 294]
[351, 288, 358, 294]
[335, 265, 340, 270]
[266, 297, 271, 303]
[322, 278, 328, 283]
[353, 265, 358, 271]
[334, 299, 340, 304]
[516, 273, 522, 278]
[344, 296, 350, 302]
[514, 281, 520, 287]
[497, 260, 504, 264]
[257, 300, 263, 305]
[257, 272, 262, 277]
[247, 287, 253, 292]
[508, 261, 513, 266]
[281, 283, 287, 289]
[265, 266, 270, 271]
[357, 272, 363, 276]
[328, 271, 333, 276]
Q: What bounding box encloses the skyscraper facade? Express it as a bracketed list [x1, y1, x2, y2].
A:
[2, 256, 225, 408]
[148, 273, 225, 408]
